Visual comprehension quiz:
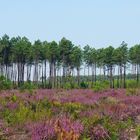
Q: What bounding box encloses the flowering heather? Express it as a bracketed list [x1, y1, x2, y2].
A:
[89, 125, 110, 140]
[55, 116, 84, 134]
[28, 121, 56, 140]
[79, 110, 95, 118]
[0, 89, 140, 139]
[6, 102, 19, 110]
[27, 117, 83, 140]
[54, 116, 84, 140]
[0, 104, 3, 111]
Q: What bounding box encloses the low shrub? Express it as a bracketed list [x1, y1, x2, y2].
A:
[89, 124, 110, 140]
[63, 103, 83, 118]
[127, 80, 138, 88]
[0, 76, 12, 90]
[93, 81, 110, 92]
[136, 125, 140, 139]
[80, 81, 89, 89]
[126, 88, 140, 96]
[19, 82, 37, 93]
[63, 83, 71, 90]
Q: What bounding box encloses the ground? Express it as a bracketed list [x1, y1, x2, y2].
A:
[0, 89, 140, 140]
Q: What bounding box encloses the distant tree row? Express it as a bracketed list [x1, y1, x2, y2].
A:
[0, 34, 140, 88]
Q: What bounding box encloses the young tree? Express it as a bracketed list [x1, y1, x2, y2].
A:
[97, 48, 106, 81]
[70, 46, 82, 85]
[83, 45, 91, 83]
[48, 41, 59, 88]
[104, 46, 115, 88]
[129, 44, 140, 85]
[0, 34, 11, 79]
[33, 40, 42, 85]
[59, 38, 74, 86]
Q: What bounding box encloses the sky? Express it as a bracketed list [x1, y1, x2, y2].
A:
[0, 0, 140, 48]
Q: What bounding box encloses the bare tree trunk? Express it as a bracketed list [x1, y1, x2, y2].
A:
[77, 67, 80, 86]
[95, 63, 97, 85]
[123, 65, 126, 88]
[54, 62, 56, 88]
[110, 66, 113, 88]
[92, 64, 94, 85]
[44, 60, 47, 87]
[117, 66, 120, 88]
[103, 66, 106, 81]
[41, 62, 44, 86]
[120, 65, 122, 88]
[137, 64, 139, 85]
[88, 65, 90, 84]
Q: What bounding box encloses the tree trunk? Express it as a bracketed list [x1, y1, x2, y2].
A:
[117, 66, 120, 88]
[54, 62, 56, 88]
[103, 66, 106, 81]
[77, 67, 80, 86]
[95, 63, 97, 85]
[120, 65, 122, 88]
[110, 66, 113, 88]
[92, 64, 94, 86]
[123, 65, 126, 88]
[44, 60, 47, 87]
[136, 64, 139, 85]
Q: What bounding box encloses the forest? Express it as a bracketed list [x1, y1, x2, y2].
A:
[0, 34, 140, 140]
[0, 34, 140, 90]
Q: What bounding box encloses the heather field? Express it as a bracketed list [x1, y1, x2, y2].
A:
[0, 89, 140, 140]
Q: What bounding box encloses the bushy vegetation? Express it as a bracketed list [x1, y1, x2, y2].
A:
[19, 82, 37, 93]
[0, 34, 140, 89]
[0, 34, 140, 140]
[0, 76, 12, 90]
[92, 81, 110, 92]
[0, 89, 140, 139]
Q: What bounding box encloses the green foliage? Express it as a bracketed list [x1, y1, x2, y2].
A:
[19, 82, 37, 93]
[136, 125, 140, 138]
[82, 114, 101, 127]
[127, 80, 139, 88]
[11, 94, 17, 102]
[63, 102, 82, 113]
[63, 82, 71, 90]
[0, 76, 12, 90]
[93, 81, 110, 92]
[126, 88, 140, 96]
[63, 81, 79, 89]
[70, 82, 79, 89]
[3, 104, 29, 125]
[129, 44, 140, 65]
[3, 100, 52, 125]
[103, 117, 132, 140]
[80, 81, 89, 89]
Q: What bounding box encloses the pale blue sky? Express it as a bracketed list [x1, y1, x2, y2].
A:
[0, 0, 140, 48]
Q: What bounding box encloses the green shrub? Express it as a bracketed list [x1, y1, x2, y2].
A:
[80, 81, 89, 89]
[103, 117, 132, 140]
[82, 114, 101, 127]
[0, 76, 12, 90]
[3, 103, 30, 125]
[19, 82, 37, 93]
[127, 80, 138, 88]
[93, 81, 109, 92]
[11, 95, 17, 102]
[70, 82, 79, 89]
[136, 125, 140, 139]
[64, 102, 82, 113]
[3, 101, 52, 125]
[126, 88, 140, 96]
[63, 82, 71, 89]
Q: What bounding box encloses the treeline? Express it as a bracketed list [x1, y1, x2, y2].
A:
[0, 34, 140, 89]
